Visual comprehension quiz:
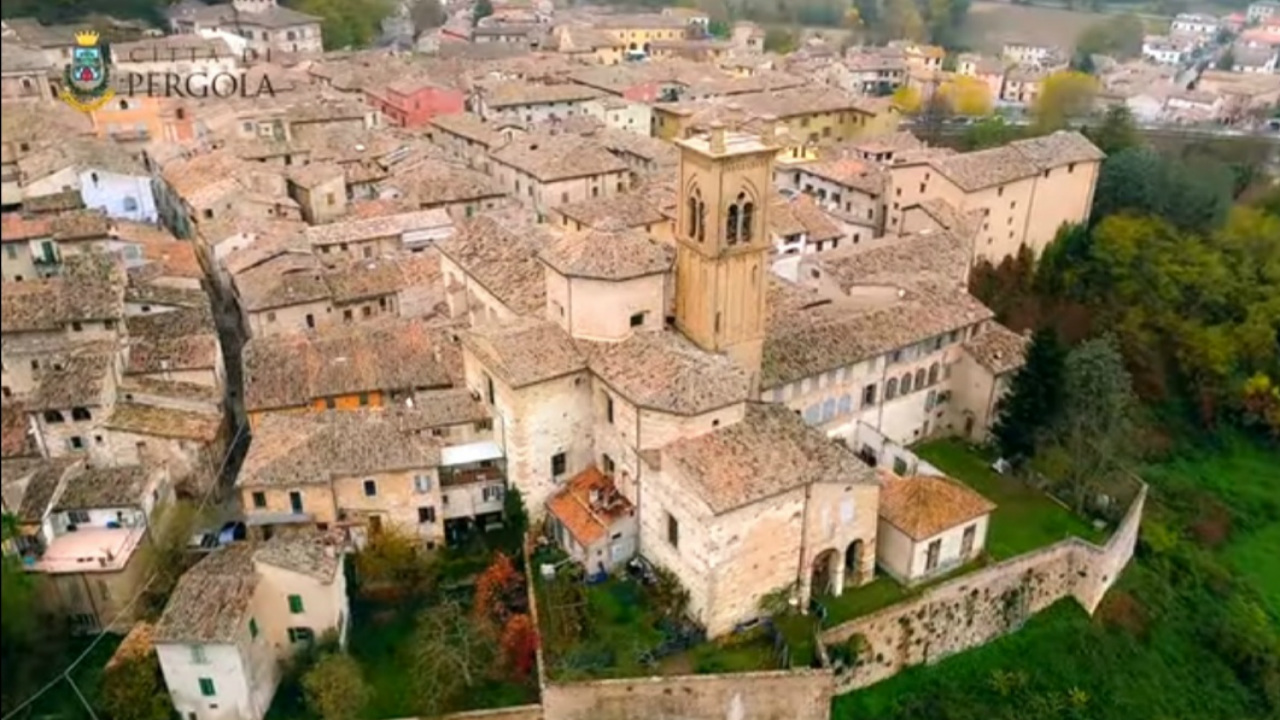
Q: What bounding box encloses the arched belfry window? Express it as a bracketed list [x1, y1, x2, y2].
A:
[726, 191, 755, 244]
[697, 198, 706, 242]
[687, 188, 706, 242]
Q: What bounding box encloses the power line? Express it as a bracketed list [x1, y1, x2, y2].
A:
[2, 422, 249, 720]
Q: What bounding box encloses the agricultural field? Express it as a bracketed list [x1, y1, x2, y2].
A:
[960, 1, 1120, 53]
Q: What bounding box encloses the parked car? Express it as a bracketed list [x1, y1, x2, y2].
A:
[187, 521, 247, 553]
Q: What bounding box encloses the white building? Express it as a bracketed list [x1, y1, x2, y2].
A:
[1170, 13, 1220, 38]
[1247, 0, 1280, 23]
[875, 472, 994, 585]
[1001, 41, 1059, 67]
[1142, 36, 1186, 65]
[154, 533, 348, 720]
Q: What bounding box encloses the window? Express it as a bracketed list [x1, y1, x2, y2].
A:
[288, 594, 305, 614]
[725, 191, 754, 244]
[418, 506, 436, 523]
[43, 410, 65, 424]
[914, 368, 927, 390]
[901, 373, 913, 394]
[666, 512, 679, 548]
[927, 363, 940, 386]
[485, 375, 495, 404]
[551, 452, 566, 477]
[252, 491, 266, 509]
[191, 645, 208, 664]
[199, 678, 216, 697]
[925, 539, 942, 571]
[69, 436, 85, 450]
[687, 187, 706, 241]
[289, 491, 303, 513]
[249, 618, 259, 638]
[67, 509, 90, 524]
[997, 186, 1004, 197]
[1068, 162, 1076, 173]
[71, 407, 91, 421]
[629, 311, 645, 327]
[343, 309, 354, 322]
[475, 419, 492, 431]
[414, 474, 431, 493]
[363, 479, 377, 497]
[266, 311, 277, 323]
[602, 453, 615, 474]
[287, 627, 315, 644]
[122, 196, 139, 212]
[482, 485, 504, 502]
[358, 392, 370, 406]
[885, 377, 899, 400]
[605, 395, 614, 424]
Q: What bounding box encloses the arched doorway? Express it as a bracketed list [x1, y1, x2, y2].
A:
[844, 540, 864, 587]
[811, 548, 839, 597]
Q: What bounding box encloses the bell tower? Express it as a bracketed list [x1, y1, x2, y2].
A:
[673, 121, 778, 396]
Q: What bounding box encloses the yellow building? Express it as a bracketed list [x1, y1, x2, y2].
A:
[593, 12, 691, 55]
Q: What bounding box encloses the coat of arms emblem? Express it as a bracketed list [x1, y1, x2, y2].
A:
[60, 31, 115, 112]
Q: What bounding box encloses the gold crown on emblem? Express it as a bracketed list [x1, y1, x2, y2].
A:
[75, 30, 99, 47]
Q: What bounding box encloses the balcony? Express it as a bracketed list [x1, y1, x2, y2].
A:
[109, 129, 151, 142]
[27, 525, 146, 574]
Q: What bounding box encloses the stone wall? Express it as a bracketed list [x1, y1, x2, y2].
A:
[821, 482, 1146, 694]
[437, 706, 544, 720]
[541, 670, 835, 720]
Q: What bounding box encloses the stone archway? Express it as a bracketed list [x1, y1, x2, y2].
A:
[845, 539, 864, 587]
[811, 548, 840, 597]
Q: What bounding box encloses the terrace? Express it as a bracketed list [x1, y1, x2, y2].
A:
[29, 526, 147, 573]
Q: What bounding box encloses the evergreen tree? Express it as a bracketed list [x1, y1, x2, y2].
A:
[991, 328, 1066, 463]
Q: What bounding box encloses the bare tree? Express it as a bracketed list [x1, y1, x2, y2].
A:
[410, 600, 497, 715]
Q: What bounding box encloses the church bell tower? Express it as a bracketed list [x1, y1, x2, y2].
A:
[673, 121, 778, 396]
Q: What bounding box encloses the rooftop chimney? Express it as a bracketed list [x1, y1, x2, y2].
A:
[758, 113, 778, 146]
[709, 121, 727, 154]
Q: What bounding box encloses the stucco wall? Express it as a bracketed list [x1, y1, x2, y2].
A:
[822, 483, 1146, 693]
[541, 670, 835, 720]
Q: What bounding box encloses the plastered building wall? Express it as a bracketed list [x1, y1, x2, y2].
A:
[541, 669, 835, 720]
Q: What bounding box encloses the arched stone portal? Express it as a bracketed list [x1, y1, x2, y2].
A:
[811, 548, 841, 598]
[845, 539, 864, 587]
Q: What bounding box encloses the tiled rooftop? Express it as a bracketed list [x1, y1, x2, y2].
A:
[54, 465, 151, 511]
[436, 214, 553, 317]
[481, 81, 602, 108]
[879, 472, 996, 540]
[662, 403, 877, 514]
[962, 323, 1029, 375]
[583, 331, 750, 416]
[539, 225, 674, 281]
[461, 318, 587, 389]
[242, 320, 454, 412]
[105, 403, 223, 443]
[546, 466, 634, 546]
[555, 191, 668, 229]
[29, 342, 117, 411]
[490, 133, 629, 182]
[153, 543, 258, 644]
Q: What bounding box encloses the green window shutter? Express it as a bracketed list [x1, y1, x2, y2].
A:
[199, 677, 216, 697]
[288, 594, 304, 613]
[249, 618, 258, 638]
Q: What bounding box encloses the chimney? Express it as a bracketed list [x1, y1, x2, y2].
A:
[709, 121, 727, 154]
[757, 113, 778, 146]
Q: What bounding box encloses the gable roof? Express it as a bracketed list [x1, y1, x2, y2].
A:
[878, 473, 996, 541]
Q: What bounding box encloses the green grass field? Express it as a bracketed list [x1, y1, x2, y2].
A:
[915, 439, 1106, 558]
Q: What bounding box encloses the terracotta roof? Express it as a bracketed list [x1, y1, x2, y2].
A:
[1, 404, 37, 459]
[481, 81, 602, 108]
[238, 410, 442, 488]
[404, 388, 491, 428]
[242, 320, 455, 412]
[254, 532, 343, 582]
[906, 198, 983, 243]
[546, 466, 634, 546]
[583, 331, 750, 416]
[391, 160, 506, 207]
[1, 214, 53, 243]
[489, 133, 628, 182]
[662, 403, 877, 514]
[555, 191, 668, 230]
[806, 229, 971, 292]
[963, 324, 1028, 375]
[928, 131, 1103, 191]
[106, 622, 155, 670]
[154, 543, 258, 644]
[461, 318, 587, 389]
[879, 473, 995, 541]
[105, 403, 223, 443]
[303, 209, 451, 248]
[429, 112, 507, 147]
[437, 214, 552, 317]
[762, 277, 993, 389]
[783, 194, 843, 242]
[0, 253, 127, 332]
[54, 465, 152, 511]
[800, 157, 886, 196]
[2, 457, 78, 524]
[539, 225, 674, 281]
[28, 342, 117, 411]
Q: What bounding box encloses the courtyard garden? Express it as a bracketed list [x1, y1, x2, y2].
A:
[531, 544, 820, 680]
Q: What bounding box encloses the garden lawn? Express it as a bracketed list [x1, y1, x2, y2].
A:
[21, 635, 122, 720]
[819, 578, 908, 626]
[915, 439, 1104, 559]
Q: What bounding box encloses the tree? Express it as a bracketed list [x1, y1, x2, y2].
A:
[939, 75, 994, 116]
[883, 0, 925, 42]
[409, 0, 445, 34]
[991, 328, 1067, 463]
[2, 514, 40, 715]
[473, 552, 524, 631]
[473, 0, 493, 24]
[763, 27, 798, 53]
[961, 117, 1025, 150]
[1216, 47, 1236, 71]
[352, 526, 437, 599]
[499, 613, 539, 680]
[99, 652, 172, 720]
[1074, 14, 1144, 59]
[1083, 106, 1138, 156]
[891, 84, 923, 114]
[141, 501, 202, 618]
[1042, 335, 1139, 512]
[292, 0, 394, 49]
[301, 653, 370, 720]
[1032, 70, 1098, 132]
[1092, 147, 1233, 233]
[411, 600, 498, 715]
[1241, 373, 1280, 439]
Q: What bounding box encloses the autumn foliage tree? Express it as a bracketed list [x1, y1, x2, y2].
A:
[500, 613, 539, 680]
[1033, 71, 1098, 132]
[473, 552, 524, 631]
[938, 75, 993, 116]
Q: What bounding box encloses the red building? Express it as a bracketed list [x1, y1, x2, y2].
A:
[366, 80, 465, 128]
